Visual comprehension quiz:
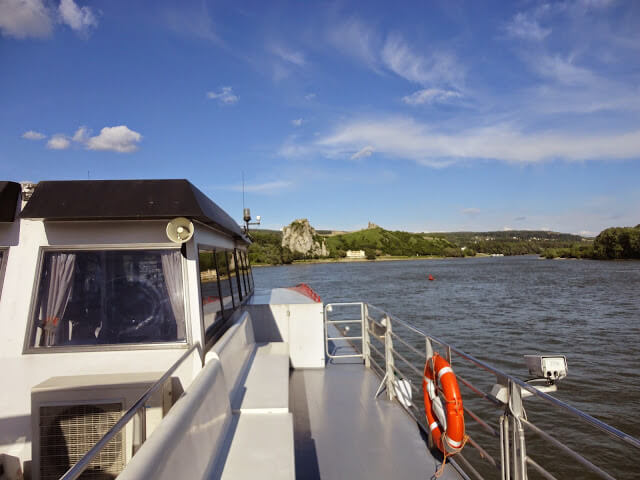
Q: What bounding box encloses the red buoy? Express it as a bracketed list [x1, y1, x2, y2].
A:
[428, 274, 435, 281]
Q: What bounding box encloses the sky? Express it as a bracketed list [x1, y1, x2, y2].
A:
[1, 0, 639, 235]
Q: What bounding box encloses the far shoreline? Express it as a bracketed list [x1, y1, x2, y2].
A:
[251, 253, 501, 268]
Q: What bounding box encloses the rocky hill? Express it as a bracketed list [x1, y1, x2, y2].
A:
[281, 219, 328, 257]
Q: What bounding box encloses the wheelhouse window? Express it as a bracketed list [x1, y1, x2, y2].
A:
[234, 250, 246, 299]
[216, 250, 236, 311]
[228, 251, 241, 306]
[244, 252, 254, 291]
[239, 250, 251, 296]
[29, 249, 186, 348]
[198, 248, 224, 334]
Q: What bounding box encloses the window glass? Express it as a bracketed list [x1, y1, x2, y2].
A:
[240, 251, 250, 295]
[29, 249, 185, 348]
[216, 250, 235, 311]
[247, 255, 254, 291]
[228, 251, 241, 305]
[198, 248, 223, 333]
[235, 250, 246, 299]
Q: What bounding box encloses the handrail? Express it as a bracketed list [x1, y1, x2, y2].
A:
[378, 307, 640, 451]
[60, 343, 202, 480]
[326, 301, 640, 480]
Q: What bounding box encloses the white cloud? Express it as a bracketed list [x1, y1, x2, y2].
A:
[72, 126, 89, 142]
[351, 145, 374, 160]
[0, 0, 53, 39]
[505, 12, 551, 41]
[230, 180, 292, 194]
[304, 93, 316, 100]
[314, 116, 640, 166]
[402, 88, 462, 105]
[86, 125, 142, 153]
[59, 0, 97, 35]
[206, 86, 238, 105]
[47, 134, 70, 150]
[162, 3, 221, 44]
[291, 118, 304, 127]
[381, 34, 464, 89]
[22, 130, 46, 140]
[533, 55, 596, 86]
[327, 18, 380, 70]
[270, 44, 306, 67]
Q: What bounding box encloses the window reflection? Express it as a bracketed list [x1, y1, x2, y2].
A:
[234, 250, 245, 299]
[228, 251, 241, 306]
[30, 249, 185, 348]
[216, 250, 235, 311]
[198, 248, 223, 333]
[239, 251, 250, 295]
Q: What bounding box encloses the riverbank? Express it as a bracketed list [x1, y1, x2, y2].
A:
[251, 253, 493, 267]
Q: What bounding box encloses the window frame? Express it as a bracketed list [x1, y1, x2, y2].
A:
[23, 244, 190, 354]
[0, 247, 8, 300]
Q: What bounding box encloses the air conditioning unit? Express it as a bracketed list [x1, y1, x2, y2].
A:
[31, 372, 172, 480]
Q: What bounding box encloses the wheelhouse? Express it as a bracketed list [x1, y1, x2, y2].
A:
[0, 179, 254, 475]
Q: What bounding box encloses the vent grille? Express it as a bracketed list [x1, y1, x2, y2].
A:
[40, 403, 124, 480]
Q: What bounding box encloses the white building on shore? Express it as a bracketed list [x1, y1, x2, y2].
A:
[346, 250, 365, 258]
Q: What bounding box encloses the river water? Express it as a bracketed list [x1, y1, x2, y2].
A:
[253, 256, 640, 479]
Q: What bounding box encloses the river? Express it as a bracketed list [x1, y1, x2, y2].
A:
[253, 255, 640, 479]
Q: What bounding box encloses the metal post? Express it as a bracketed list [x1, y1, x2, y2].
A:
[508, 379, 527, 480]
[500, 416, 506, 480]
[362, 303, 371, 369]
[425, 337, 434, 449]
[384, 315, 396, 401]
[503, 414, 510, 480]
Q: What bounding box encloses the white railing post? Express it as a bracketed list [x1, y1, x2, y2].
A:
[424, 337, 434, 448]
[508, 379, 527, 480]
[384, 314, 396, 401]
[362, 303, 371, 368]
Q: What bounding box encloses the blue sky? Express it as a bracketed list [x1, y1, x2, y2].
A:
[1, 0, 639, 235]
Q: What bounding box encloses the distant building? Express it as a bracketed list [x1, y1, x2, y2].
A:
[346, 250, 365, 258]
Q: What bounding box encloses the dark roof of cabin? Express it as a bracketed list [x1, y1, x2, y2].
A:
[20, 179, 249, 242]
[0, 181, 21, 222]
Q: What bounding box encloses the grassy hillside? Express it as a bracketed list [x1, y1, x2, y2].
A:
[324, 227, 462, 257]
[433, 230, 587, 256]
[247, 226, 597, 265]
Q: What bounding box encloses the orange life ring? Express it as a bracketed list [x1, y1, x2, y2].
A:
[422, 353, 465, 454]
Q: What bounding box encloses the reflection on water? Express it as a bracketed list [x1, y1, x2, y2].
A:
[254, 256, 640, 479]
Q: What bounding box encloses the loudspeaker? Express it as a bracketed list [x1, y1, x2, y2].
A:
[166, 217, 194, 243]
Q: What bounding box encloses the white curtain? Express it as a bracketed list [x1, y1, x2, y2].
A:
[161, 250, 186, 340]
[41, 253, 76, 346]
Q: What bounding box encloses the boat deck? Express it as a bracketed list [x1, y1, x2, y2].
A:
[289, 362, 462, 480]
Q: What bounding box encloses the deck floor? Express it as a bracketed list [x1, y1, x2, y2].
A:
[289, 362, 463, 480]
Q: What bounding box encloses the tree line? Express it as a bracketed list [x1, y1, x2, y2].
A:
[543, 225, 640, 260]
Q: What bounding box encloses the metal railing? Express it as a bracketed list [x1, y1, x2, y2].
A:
[59, 343, 202, 480]
[324, 302, 640, 480]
